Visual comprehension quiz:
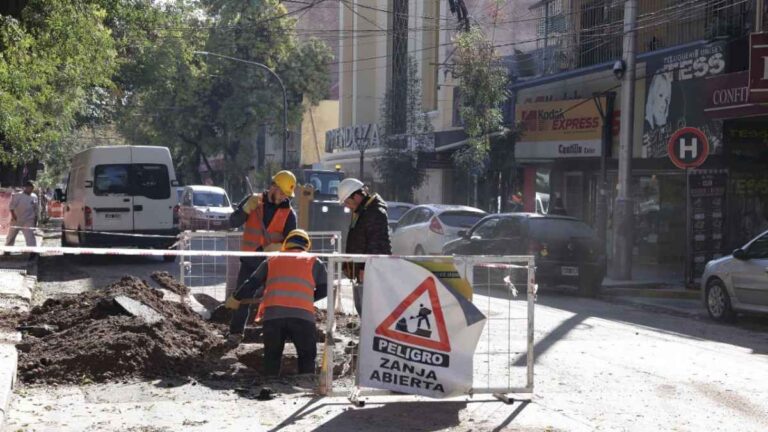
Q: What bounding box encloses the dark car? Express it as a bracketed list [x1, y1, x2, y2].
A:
[442, 213, 606, 296]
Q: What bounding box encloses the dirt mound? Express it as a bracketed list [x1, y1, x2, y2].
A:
[15, 275, 226, 384]
[150, 271, 189, 296]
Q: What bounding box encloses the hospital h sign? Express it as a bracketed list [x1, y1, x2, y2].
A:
[667, 127, 709, 170]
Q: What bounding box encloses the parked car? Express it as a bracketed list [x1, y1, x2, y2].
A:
[391, 205, 486, 255]
[178, 185, 233, 231]
[387, 202, 415, 231]
[701, 230, 768, 322]
[442, 213, 606, 296]
[57, 145, 178, 255]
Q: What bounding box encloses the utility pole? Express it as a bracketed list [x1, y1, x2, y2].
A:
[594, 91, 615, 257]
[613, 0, 637, 280]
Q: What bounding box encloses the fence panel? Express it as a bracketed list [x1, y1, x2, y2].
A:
[321, 255, 535, 403]
[178, 231, 342, 301]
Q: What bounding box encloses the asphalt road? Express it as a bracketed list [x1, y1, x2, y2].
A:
[5, 245, 768, 431]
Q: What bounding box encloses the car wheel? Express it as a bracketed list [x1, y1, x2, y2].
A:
[414, 245, 425, 256]
[706, 278, 735, 322]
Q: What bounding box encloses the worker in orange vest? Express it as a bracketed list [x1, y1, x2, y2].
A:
[226, 229, 327, 376]
[227, 170, 298, 344]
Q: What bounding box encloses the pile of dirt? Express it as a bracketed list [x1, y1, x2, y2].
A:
[150, 271, 190, 296]
[15, 274, 226, 385]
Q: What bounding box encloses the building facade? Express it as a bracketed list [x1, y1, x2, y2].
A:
[512, 0, 761, 283]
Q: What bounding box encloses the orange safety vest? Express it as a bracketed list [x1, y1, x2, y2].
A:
[260, 255, 317, 316]
[241, 205, 291, 251]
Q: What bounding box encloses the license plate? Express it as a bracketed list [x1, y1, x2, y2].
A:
[561, 266, 579, 276]
[105, 213, 122, 219]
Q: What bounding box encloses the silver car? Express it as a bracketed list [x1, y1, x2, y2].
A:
[701, 230, 768, 321]
[391, 204, 486, 255]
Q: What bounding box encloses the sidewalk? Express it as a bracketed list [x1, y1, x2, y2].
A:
[0, 232, 39, 429]
[599, 263, 704, 318]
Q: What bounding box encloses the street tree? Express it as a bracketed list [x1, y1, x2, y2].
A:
[118, 0, 332, 191]
[375, 55, 431, 202]
[452, 27, 509, 207]
[0, 0, 116, 165]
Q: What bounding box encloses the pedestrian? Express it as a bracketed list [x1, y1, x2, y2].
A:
[227, 170, 298, 343]
[337, 178, 391, 316]
[4, 181, 39, 257]
[225, 229, 328, 377]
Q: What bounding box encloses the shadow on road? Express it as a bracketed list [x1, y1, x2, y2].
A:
[310, 401, 466, 432]
[474, 278, 768, 362]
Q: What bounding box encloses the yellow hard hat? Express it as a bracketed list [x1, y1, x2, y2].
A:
[282, 229, 312, 252]
[272, 170, 296, 198]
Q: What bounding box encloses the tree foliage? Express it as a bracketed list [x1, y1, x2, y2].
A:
[0, 0, 116, 165]
[1, 0, 332, 193]
[115, 0, 332, 190]
[374, 55, 431, 202]
[452, 28, 509, 173]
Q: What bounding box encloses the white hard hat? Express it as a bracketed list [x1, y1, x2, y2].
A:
[337, 178, 364, 204]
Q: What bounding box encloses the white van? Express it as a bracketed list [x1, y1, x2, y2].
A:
[58, 146, 179, 255]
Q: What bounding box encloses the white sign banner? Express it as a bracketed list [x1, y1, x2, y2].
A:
[515, 139, 601, 159]
[359, 258, 486, 398]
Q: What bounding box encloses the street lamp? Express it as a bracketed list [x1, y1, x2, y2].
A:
[193, 51, 289, 169]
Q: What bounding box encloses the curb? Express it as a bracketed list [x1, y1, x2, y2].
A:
[602, 295, 704, 319]
[600, 287, 700, 300]
[0, 254, 37, 430]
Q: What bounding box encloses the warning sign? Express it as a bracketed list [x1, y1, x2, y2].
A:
[359, 258, 486, 398]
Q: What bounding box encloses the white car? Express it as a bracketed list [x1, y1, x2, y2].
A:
[178, 185, 233, 231]
[702, 230, 768, 321]
[391, 204, 487, 255]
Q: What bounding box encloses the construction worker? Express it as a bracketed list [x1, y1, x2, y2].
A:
[227, 170, 297, 343]
[4, 180, 39, 257]
[226, 229, 328, 377]
[337, 178, 391, 316]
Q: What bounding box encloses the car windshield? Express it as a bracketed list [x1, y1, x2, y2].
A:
[193, 192, 229, 207]
[439, 211, 486, 228]
[529, 218, 595, 239]
[388, 205, 412, 221]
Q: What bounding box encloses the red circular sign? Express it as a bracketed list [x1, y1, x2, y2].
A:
[667, 127, 709, 169]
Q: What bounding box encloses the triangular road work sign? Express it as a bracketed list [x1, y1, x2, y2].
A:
[374, 277, 451, 352]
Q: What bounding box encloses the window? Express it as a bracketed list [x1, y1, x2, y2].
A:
[94, 165, 130, 196]
[397, 208, 419, 228]
[388, 205, 413, 221]
[747, 233, 768, 260]
[193, 192, 229, 207]
[529, 218, 595, 239]
[471, 218, 500, 239]
[93, 164, 170, 199]
[133, 164, 170, 200]
[439, 211, 485, 228]
[182, 190, 192, 206]
[497, 217, 523, 238]
[413, 208, 434, 224]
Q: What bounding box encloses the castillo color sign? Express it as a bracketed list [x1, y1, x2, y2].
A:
[667, 127, 710, 169]
[515, 98, 605, 159]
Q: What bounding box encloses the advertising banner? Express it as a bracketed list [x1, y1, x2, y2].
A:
[515, 98, 604, 159]
[359, 258, 486, 398]
[642, 42, 727, 158]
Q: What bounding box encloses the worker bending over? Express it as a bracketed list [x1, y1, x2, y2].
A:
[226, 229, 327, 376]
[227, 170, 297, 344]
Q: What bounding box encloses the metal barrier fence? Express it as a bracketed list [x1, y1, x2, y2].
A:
[177, 231, 342, 301]
[322, 254, 536, 404]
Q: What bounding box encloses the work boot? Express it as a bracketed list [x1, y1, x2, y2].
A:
[225, 333, 243, 348]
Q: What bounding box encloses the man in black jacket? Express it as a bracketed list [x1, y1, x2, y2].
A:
[337, 178, 391, 315]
